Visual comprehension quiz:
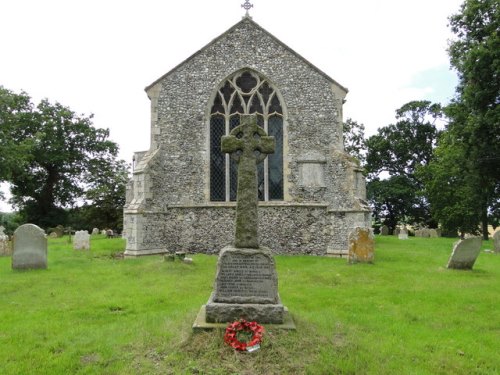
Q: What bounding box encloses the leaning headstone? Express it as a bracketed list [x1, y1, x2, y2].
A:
[429, 229, 439, 238]
[380, 225, 389, 236]
[73, 230, 90, 250]
[493, 230, 500, 254]
[398, 227, 409, 240]
[92, 228, 99, 235]
[12, 224, 47, 270]
[447, 237, 482, 270]
[348, 227, 374, 264]
[199, 115, 289, 327]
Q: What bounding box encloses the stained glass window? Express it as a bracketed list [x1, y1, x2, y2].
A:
[209, 70, 284, 201]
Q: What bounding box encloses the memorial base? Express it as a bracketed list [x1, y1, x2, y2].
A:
[205, 292, 285, 323]
[197, 245, 292, 328]
[193, 305, 295, 332]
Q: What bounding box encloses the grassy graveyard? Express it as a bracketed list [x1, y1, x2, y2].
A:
[0, 235, 498, 374]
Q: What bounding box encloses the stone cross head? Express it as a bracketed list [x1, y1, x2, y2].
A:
[221, 115, 275, 164]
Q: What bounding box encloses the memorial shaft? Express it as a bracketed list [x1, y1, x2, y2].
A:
[221, 115, 275, 248]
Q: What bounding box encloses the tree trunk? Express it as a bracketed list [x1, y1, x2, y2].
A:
[481, 200, 489, 240]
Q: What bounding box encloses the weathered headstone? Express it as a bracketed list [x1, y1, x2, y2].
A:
[394, 227, 400, 236]
[73, 230, 90, 250]
[0, 226, 11, 256]
[201, 115, 288, 325]
[493, 230, 500, 254]
[348, 227, 374, 264]
[421, 228, 430, 238]
[12, 224, 47, 270]
[380, 225, 389, 236]
[92, 228, 99, 235]
[429, 229, 439, 238]
[447, 237, 482, 270]
[398, 227, 408, 240]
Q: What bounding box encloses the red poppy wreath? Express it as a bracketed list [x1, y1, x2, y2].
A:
[224, 319, 264, 352]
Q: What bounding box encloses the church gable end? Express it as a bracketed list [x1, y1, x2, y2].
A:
[123, 17, 369, 257]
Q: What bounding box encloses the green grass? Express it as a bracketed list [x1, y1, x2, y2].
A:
[0, 235, 498, 374]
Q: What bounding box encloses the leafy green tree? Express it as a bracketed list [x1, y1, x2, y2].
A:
[343, 118, 366, 164]
[423, 0, 499, 239]
[365, 101, 442, 230]
[1, 87, 124, 229]
[80, 159, 129, 232]
[0, 87, 34, 190]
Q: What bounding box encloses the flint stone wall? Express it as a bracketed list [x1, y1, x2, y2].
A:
[123, 18, 370, 256]
[124, 206, 368, 256]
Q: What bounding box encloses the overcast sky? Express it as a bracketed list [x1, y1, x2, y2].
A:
[0, 0, 463, 211]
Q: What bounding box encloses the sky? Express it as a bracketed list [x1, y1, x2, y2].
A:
[0, 0, 463, 211]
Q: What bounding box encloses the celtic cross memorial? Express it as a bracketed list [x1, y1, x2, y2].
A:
[221, 114, 275, 248]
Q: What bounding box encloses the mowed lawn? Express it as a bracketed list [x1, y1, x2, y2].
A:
[0, 235, 498, 374]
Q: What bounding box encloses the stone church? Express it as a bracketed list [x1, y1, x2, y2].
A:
[123, 16, 370, 257]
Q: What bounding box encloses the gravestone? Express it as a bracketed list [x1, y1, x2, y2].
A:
[394, 227, 400, 236]
[0, 226, 11, 256]
[92, 228, 99, 235]
[420, 228, 430, 238]
[201, 115, 288, 325]
[380, 225, 389, 235]
[429, 229, 438, 238]
[398, 227, 408, 240]
[493, 230, 500, 254]
[12, 224, 47, 270]
[447, 237, 482, 270]
[348, 227, 374, 264]
[73, 230, 90, 250]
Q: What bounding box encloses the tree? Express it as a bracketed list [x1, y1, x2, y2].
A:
[80, 158, 129, 232]
[0, 87, 34, 189]
[365, 101, 442, 229]
[1, 87, 125, 228]
[424, 0, 499, 239]
[343, 118, 366, 165]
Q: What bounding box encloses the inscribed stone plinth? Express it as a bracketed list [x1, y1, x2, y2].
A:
[73, 230, 90, 250]
[12, 224, 47, 270]
[205, 246, 284, 324]
[493, 230, 500, 253]
[447, 237, 482, 270]
[348, 227, 374, 264]
[380, 225, 389, 235]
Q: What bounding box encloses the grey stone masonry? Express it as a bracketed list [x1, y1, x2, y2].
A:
[123, 17, 370, 256]
[12, 224, 47, 270]
[205, 246, 284, 324]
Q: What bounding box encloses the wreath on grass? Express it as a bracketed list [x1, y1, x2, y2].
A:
[224, 319, 265, 352]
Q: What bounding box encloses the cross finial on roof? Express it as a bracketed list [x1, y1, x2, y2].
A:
[241, 0, 253, 17]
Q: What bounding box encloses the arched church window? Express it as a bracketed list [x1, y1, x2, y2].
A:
[210, 70, 284, 202]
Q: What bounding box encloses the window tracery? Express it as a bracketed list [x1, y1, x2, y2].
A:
[210, 70, 284, 201]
